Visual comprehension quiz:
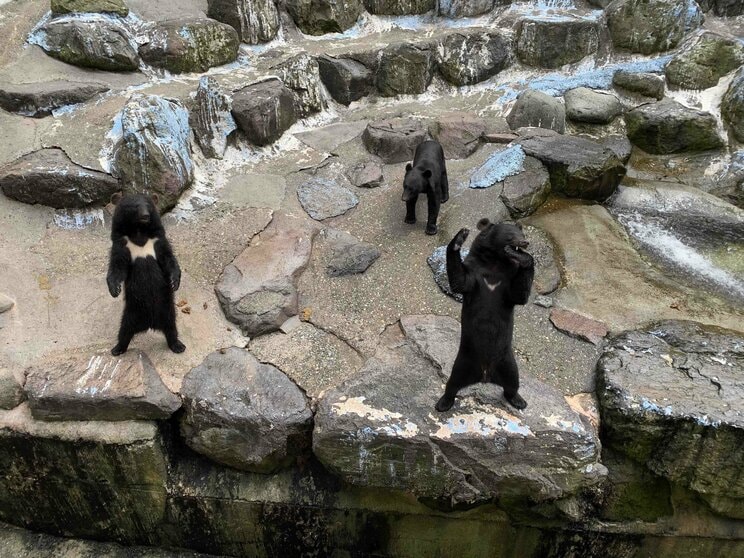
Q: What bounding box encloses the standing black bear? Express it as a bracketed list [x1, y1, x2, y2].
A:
[435, 218, 534, 412]
[106, 193, 186, 356]
[403, 140, 449, 235]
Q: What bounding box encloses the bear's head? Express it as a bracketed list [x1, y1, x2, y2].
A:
[110, 192, 163, 238]
[402, 164, 432, 202]
[469, 218, 529, 264]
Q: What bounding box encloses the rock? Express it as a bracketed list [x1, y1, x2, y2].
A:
[0, 80, 109, 117]
[612, 70, 665, 100]
[515, 17, 600, 68]
[0, 148, 119, 208]
[361, 118, 428, 164]
[51, 0, 128, 15]
[703, 0, 744, 15]
[231, 79, 297, 146]
[206, 0, 280, 44]
[534, 295, 553, 308]
[317, 56, 373, 106]
[606, 0, 704, 55]
[428, 114, 486, 160]
[273, 53, 326, 118]
[0, 294, 13, 314]
[469, 145, 526, 189]
[597, 135, 633, 164]
[138, 18, 240, 74]
[507, 90, 566, 133]
[722, 67, 744, 143]
[524, 225, 561, 295]
[483, 132, 519, 144]
[564, 87, 623, 124]
[346, 160, 383, 188]
[498, 155, 552, 218]
[215, 217, 317, 337]
[297, 178, 359, 221]
[597, 320, 744, 516]
[376, 43, 434, 97]
[363, 0, 434, 14]
[34, 17, 139, 72]
[625, 99, 723, 154]
[313, 316, 606, 507]
[428, 246, 467, 302]
[326, 230, 380, 276]
[113, 95, 193, 212]
[436, 32, 510, 86]
[549, 308, 608, 345]
[666, 32, 744, 90]
[179, 348, 313, 473]
[24, 349, 181, 422]
[285, 0, 362, 35]
[516, 134, 626, 200]
[438, 0, 493, 17]
[0, 369, 23, 410]
[189, 76, 237, 160]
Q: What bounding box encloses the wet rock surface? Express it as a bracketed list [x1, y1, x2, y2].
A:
[516, 16, 600, 69]
[612, 70, 665, 100]
[189, 76, 237, 160]
[497, 155, 552, 218]
[317, 55, 374, 106]
[285, 0, 362, 35]
[231, 79, 297, 146]
[0, 368, 24, 410]
[362, 117, 428, 164]
[436, 31, 511, 86]
[207, 0, 280, 44]
[0, 80, 109, 117]
[722, 67, 744, 143]
[564, 87, 623, 124]
[665, 32, 744, 90]
[507, 90, 565, 133]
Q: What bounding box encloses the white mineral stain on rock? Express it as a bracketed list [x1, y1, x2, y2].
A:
[431, 410, 534, 438]
[53, 208, 106, 229]
[75, 355, 121, 396]
[469, 145, 525, 188]
[333, 396, 419, 438]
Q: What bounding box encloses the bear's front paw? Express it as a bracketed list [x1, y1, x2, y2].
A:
[169, 340, 186, 354]
[170, 274, 181, 291]
[505, 393, 527, 410]
[404, 216, 416, 225]
[425, 224, 437, 235]
[451, 228, 470, 251]
[111, 344, 127, 356]
[435, 395, 455, 412]
[107, 277, 121, 298]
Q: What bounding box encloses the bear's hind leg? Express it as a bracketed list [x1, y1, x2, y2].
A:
[435, 353, 480, 412]
[161, 303, 186, 354]
[497, 354, 527, 410]
[112, 312, 138, 356]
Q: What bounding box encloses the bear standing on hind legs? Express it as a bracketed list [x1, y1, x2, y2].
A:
[403, 140, 449, 235]
[435, 219, 534, 412]
[106, 193, 186, 356]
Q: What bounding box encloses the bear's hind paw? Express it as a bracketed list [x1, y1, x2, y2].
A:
[435, 395, 455, 412]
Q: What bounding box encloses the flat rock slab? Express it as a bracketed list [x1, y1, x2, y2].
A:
[0, 80, 109, 117]
[24, 349, 181, 421]
[325, 229, 380, 276]
[346, 160, 383, 188]
[297, 178, 359, 221]
[564, 87, 623, 124]
[550, 308, 608, 345]
[362, 118, 428, 164]
[612, 70, 665, 100]
[180, 347, 313, 473]
[313, 316, 606, 507]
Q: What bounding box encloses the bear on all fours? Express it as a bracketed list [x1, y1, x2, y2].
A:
[436, 219, 534, 412]
[106, 193, 186, 356]
[403, 140, 449, 235]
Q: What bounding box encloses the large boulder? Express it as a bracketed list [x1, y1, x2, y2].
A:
[0, 80, 109, 117]
[439, 0, 494, 17]
[665, 32, 744, 90]
[317, 55, 373, 105]
[272, 53, 326, 118]
[625, 99, 723, 154]
[215, 217, 317, 337]
[51, 0, 128, 15]
[189, 76, 237, 160]
[297, 177, 359, 220]
[507, 90, 565, 133]
[606, 0, 704, 55]
[436, 32, 511, 87]
[362, 118, 428, 164]
[231, 79, 297, 146]
[285, 0, 362, 35]
[363, 0, 434, 14]
[516, 134, 626, 200]
[498, 155, 552, 218]
[179, 348, 313, 473]
[113, 95, 193, 212]
[206, 0, 280, 44]
[515, 17, 600, 68]
[0, 148, 119, 208]
[564, 87, 623, 124]
[313, 316, 606, 507]
[24, 349, 180, 422]
[597, 320, 744, 518]
[376, 43, 434, 97]
[428, 113, 487, 160]
[0, 369, 23, 410]
[612, 70, 665, 100]
[722, 67, 744, 143]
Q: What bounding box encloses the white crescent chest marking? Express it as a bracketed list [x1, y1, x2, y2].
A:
[484, 278, 501, 291]
[124, 237, 158, 261]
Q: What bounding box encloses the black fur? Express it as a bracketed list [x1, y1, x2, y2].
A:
[106, 193, 185, 356]
[403, 140, 449, 235]
[436, 219, 534, 412]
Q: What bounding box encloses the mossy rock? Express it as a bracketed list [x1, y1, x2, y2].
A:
[51, 0, 129, 16]
[666, 32, 744, 90]
[722, 67, 744, 143]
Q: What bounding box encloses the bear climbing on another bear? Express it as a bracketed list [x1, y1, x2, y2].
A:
[403, 140, 449, 235]
[435, 219, 534, 412]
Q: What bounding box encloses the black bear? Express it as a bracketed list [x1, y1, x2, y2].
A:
[435, 219, 534, 412]
[403, 140, 449, 235]
[106, 193, 186, 356]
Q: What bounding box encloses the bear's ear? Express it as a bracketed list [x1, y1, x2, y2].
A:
[150, 193, 160, 206]
[405, 163, 413, 173]
[110, 192, 123, 206]
[422, 169, 432, 179]
[477, 218, 491, 231]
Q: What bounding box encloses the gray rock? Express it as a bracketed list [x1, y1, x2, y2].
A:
[703, 0, 744, 15]
[231, 79, 297, 146]
[0, 148, 119, 208]
[215, 216, 317, 337]
[524, 225, 561, 295]
[362, 118, 428, 164]
[439, 0, 493, 17]
[586, 0, 612, 6]
[376, 43, 434, 97]
[0, 294, 13, 314]
[612, 70, 665, 100]
[625, 99, 723, 154]
[564, 87, 623, 124]
[597, 134, 633, 164]
[313, 316, 606, 507]
[498, 155, 551, 218]
[317, 56, 373, 106]
[436, 32, 511, 87]
[180, 347, 313, 473]
[428, 113, 486, 160]
[272, 53, 326, 118]
[515, 17, 600, 69]
[722, 67, 744, 143]
[326, 230, 380, 276]
[297, 177, 359, 221]
[346, 160, 383, 188]
[363, 0, 434, 14]
[534, 295, 553, 308]
[207, 0, 280, 44]
[189, 76, 237, 160]
[469, 145, 526, 189]
[0, 80, 109, 117]
[507, 90, 566, 133]
[24, 349, 181, 421]
[51, 0, 128, 16]
[285, 0, 362, 35]
[428, 245, 467, 302]
[550, 308, 608, 345]
[666, 32, 744, 90]
[0, 369, 24, 410]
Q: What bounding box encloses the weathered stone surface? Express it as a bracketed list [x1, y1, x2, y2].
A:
[438, 0, 493, 17]
[524, 225, 561, 295]
[428, 245, 468, 302]
[0, 148, 119, 208]
[313, 317, 606, 507]
[703, 0, 744, 15]
[597, 134, 633, 164]
[138, 18, 240, 74]
[516, 134, 626, 200]
[362, 118, 428, 164]
[286, 0, 362, 35]
[564, 87, 623, 124]
[113, 95, 193, 212]
[51, 0, 129, 15]
[597, 320, 744, 516]
[428, 114, 486, 160]
[612, 70, 665, 100]
[189, 76, 237, 160]
[207, 0, 280, 44]
[0, 369, 23, 410]
[606, 0, 704, 55]
[549, 308, 608, 345]
[722, 67, 744, 143]
[215, 217, 317, 337]
[436, 32, 510, 86]
[376, 44, 434, 97]
[24, 349, 181, 421]
[297, 177, 359, 220]
[273, 53, 326, 118]
[0, 80, 109, 117]
[346, 160, 383, 188]
[317, 55, 373, 106]
[180, 348, 313, 473]
[666, 32, 744, 90]
[516, 17, 600, 68]
[0, 294, 13, 314]
[363, 0, 434, 14]
[231, 79, 297, 146]
[507, 90, 565, 133]
[326, 230, 380, 276]
[625, 99, 723, 154]
[498, 155, 551, 218]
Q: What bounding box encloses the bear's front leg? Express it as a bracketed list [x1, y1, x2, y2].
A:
[425, 191, 440, 235]
[404, 197, 417, 224]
